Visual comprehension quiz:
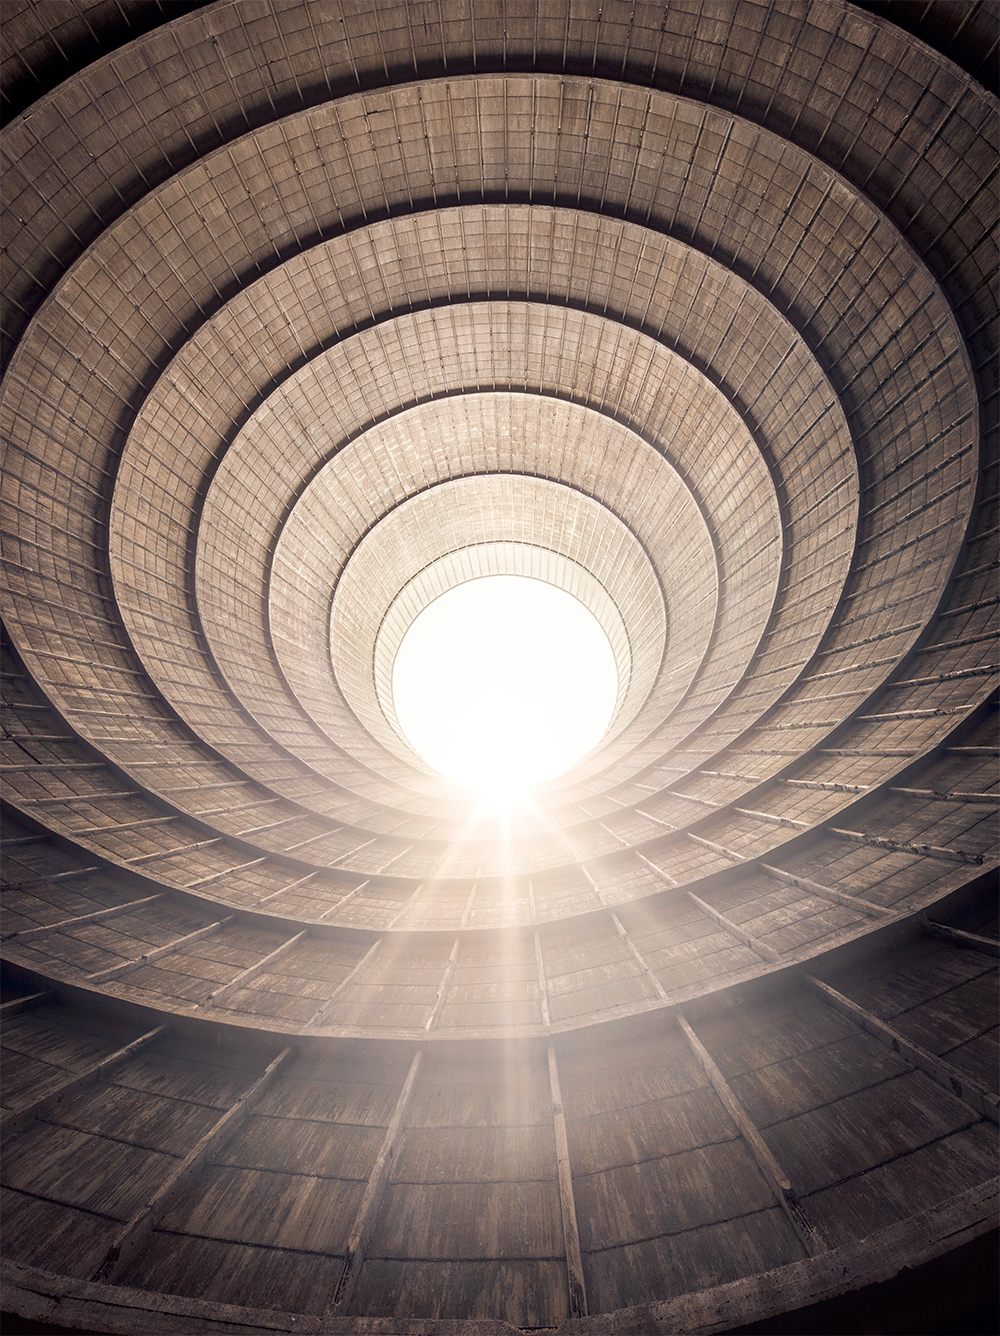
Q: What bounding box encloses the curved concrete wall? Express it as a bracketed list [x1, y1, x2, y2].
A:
[1, 2, 996, 1331]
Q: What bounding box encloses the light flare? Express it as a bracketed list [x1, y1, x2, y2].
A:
[392, 575, 619, 802]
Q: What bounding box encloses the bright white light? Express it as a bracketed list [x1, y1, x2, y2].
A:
[392, 575, 618, 795]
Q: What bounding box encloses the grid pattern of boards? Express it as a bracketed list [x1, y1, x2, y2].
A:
[3, 634, 997, 997]
[1, 1, 999, 1330]
[2, 625, 997, 922]
[1, 702, 997, 1036]
[2, 931, 996, 1325]
[2, 9, 995, 866]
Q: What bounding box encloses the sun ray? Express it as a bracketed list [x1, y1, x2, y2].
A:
[392, 575, 619, 800]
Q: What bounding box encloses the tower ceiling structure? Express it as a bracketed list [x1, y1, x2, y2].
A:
[1, 3, 997, 1333]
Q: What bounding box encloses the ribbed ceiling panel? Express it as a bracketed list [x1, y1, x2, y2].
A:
[1, 3, 996, 1332]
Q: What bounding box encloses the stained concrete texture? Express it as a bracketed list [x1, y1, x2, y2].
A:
[1, 2, 997, 1332]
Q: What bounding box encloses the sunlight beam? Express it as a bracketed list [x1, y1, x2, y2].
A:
[392, 576, 619, 799]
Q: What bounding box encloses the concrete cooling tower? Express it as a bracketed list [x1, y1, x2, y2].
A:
[1, 2, 997, 1333]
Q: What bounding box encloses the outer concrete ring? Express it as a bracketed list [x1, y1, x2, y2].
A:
[3, 1182, 993, 1335]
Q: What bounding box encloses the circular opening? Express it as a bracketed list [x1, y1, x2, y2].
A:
[392, 575, 619, 796]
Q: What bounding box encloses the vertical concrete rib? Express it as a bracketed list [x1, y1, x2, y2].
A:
[328, 1048, 424, 1315]
[1, 1023, 170, 1140]
[92, 1045, 295, 1283]
[86, 916, 237, 983]
[547, 1043, 588, 1319]
[805, 976, 999, 1123]
[676, 1012, 827, 1255]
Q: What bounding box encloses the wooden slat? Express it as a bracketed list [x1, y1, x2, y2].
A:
[676, 1013, 826, 1256]
[805, 976, 999, 1125]
[1, 1024, 170, 1141]
[548, 1044, 587, 1319]
[92, 1045, 295, 1283]
[328, 1049, 424, 1315]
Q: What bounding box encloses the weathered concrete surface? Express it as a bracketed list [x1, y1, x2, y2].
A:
[4, 1182, 995, 1334]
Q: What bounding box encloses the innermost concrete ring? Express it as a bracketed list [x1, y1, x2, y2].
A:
[329, 475, 667, 773]
[373, 544, 633, 754]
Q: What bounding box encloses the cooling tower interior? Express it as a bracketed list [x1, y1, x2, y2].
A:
[1, 2, 997, 1333]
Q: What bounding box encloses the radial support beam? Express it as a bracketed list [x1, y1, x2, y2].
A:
[386, 881, 430, 928]
[687, 833, 745, 863]
[184, 858, 267, 891]
[204, 931, 308, 1007]
[610, 913, 669, 1001]
[257, 870, 318, 905]
[306, 939, 383, 1026]
[734, 807, 808, 831]
[328, 1049, 424, 1316]
[580, 865, 609, 905]
[759, 865, 894, 918]
[86, 917, 237, 983]
[1, 866, 103, 892]
[685, 891, 781, 963]
[15, 790, 139, 805]
[635, 850, 677, 886]
[0, 989, 53, 1017]
[93, 1045, 294, 1283]
[921, 917, 1000, 958]
[1, 1024, 170, 1141]
[535, 931, 552, 1028]
[676, 1013, 826, 1256]
[547, 1044, 588, 1319]
[373, 843, 413, 874]
[891, 787, 1000, 805]
[127, 839, 223, 866]
[829, 828, 984, 865]
[317, 880, 370, 921]
[425, 936, 461, 1029]
[2, 893, 164, 942]
[805, 976, 998, 1125]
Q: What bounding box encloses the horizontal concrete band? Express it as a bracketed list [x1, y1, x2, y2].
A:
[3, 1180, 995, 1335]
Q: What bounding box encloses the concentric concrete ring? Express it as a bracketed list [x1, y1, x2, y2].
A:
[324, 475, 668, 769]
